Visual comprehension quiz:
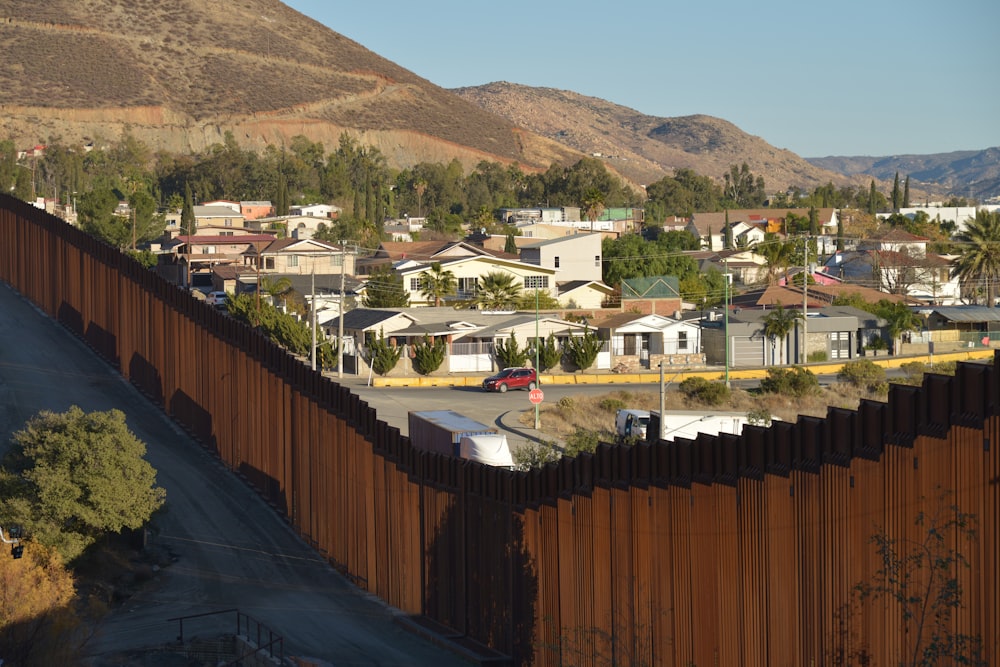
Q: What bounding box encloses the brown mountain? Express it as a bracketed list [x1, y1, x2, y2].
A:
[452, 82, 864, 191]
[0, 0, 580, 172]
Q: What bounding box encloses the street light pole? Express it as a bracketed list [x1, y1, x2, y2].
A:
[534, 286, 540, 430]
[338, 241, 347, 380]
[310, 265, 317, 371]
[724, 259, 731, 387]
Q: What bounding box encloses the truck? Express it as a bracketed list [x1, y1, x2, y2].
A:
[615, 409, 650, 440]
[408, 410, 502, 459]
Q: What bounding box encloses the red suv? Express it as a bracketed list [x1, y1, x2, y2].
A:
[482, 367, 537, 393]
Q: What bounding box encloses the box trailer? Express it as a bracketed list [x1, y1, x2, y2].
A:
[408, 410, 499, 458]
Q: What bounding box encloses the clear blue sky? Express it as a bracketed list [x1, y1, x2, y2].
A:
[284, 0, 999, 158]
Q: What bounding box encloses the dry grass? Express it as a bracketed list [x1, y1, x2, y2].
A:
[518, 383, 887, 441]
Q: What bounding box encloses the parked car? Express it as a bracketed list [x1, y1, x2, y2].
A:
[482, 367, 537, 393]
[205, 291, 229, 308]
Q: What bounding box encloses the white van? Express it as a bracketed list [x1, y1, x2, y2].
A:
[615, 409, 650, 440]
[205, 291, 228, 308]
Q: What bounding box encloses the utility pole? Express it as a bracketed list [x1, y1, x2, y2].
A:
[659, 362, 665, 441]
[802, 234, 808, 364]
[723, 259, 731, 387]
[310, 265, 317, 371]
[338, 241, 348, 379]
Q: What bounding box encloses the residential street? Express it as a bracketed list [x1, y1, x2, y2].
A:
[0, 283, 475, 666]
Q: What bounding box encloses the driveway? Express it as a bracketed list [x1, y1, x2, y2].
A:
[0, 283, 474, 667]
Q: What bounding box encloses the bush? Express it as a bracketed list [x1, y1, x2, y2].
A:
[807, 350, 828, 363]
[564, 328, 603, 371]
[366, 328, 401, 376]
[411, 335, 445, 375]
[511, 440, 561, 470]
[760, 366, 819, 397]
[599, 398, 625, 413]
[679, 377, 730, 406]
[747, 408, 773, 426]
[866, 336, 888, 351]
[528, 334, 563, 372]
[838, 359, 887, 393]
[495, 332, 529, 368]
[557, 396, 575, 409]
[563, 429, 601, 458]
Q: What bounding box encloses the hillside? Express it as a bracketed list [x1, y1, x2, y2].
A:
[0, 0, 581, 173]
[807, 148, 1000, 201]
[452, 82, 861, 191]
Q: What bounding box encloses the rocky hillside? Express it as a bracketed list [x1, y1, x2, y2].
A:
[452, 82, 861, 191]
[0, 0, 580, 173]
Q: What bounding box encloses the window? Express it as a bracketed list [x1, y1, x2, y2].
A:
[678, 331, 688, 351]
[264, 258, 275, 270]
[554, 256, 560, 268]
[410, 277, 421, 291]
[524, 275, 548, 290]
[458, 277, 477, 295]
[224, 218, 233, 227]
[595, 255, 600, 267]
[333, 254, 344, 267]
[221, 231, 233, 237]
[288, 255, 299, 267]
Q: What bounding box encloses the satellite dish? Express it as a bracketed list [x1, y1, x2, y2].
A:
[480, 227, 486, 235]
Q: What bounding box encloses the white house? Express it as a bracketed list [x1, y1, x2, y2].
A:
[519, 232, 603, 282]
[598, 313, 705, 370]
[398, 255, 558, 306]
[290, 203, 341, 219]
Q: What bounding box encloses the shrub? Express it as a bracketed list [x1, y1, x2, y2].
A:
[563, 429, 601, 458]
[747, 408, 773, 426]
[557, 396, 575, 409]
[411, 335, 445, 375]
[807, 350, 828, 363]
[528, 334, 563, 372]
[564, 328, 603, 371]
[838, 359, 887, 393]
[679, 376, 730, 406]
[495, 332, 529, 368]
[366, 328, 401, 376]
[599, 398, 625, 413]
[511, 440, 561, 470]
[760, 366, 819, 397]
[866, 335, 888, 351]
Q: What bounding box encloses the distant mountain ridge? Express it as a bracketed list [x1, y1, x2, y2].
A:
[806, 149, 1000, 201]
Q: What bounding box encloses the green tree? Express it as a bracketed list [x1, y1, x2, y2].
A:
[418, 262, 457, 306]
[362, 265, 410, 308]
[754, 233, 796, 285]
[891, 172, 901, 210]
[529, 333, 563, 372]
[494, 332, 529, 368]
[477, 271, 522, 311]
[275, 173, 289, 216]
[504, 228, 518, 254]
[0, 407, 165, 562]
[365, 328, 401, 375]
[722, 162, 766, 208]
[951, 210, 1000, 307]
[411, 335, 446, 375]
[564, 328, 603, 371]
[181, 182, 195, 232]
[761, 303, 802, 364]
[77, 187, 128, 247]
[903, 175, 911, 207]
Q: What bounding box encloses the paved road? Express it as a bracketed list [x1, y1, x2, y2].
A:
[0, 283, 475, 667]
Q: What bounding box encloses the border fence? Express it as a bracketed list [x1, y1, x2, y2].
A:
[1, 194, 997, 665]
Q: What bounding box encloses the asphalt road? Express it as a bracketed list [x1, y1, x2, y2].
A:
[0, 283, 475, 667]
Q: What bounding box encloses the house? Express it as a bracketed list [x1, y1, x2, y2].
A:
[596, 313, 705, 371]
[700, 305, 883, 367]
[200, 200, 241, 213]
[247, 215, 334, 239]
[519, 232, 603, 283]
[240, 201, 274, 221]
[555, 280, 616, 309]
[461, 314, 596, 372]
[160, 230, 278, 287]
[398, 255, 557, 306]
[688, 208, 839, 251]
[194, 205, 245, 229]
[290, 203, 341, 219]
[241, 238, 355, 276]
[824, 228, 960, 305]
[357, 240, 500, 276]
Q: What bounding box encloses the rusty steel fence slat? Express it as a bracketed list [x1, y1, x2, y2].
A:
[1, 196, 997, 666]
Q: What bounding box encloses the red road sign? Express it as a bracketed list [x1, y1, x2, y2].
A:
[528, 388, 544, 405]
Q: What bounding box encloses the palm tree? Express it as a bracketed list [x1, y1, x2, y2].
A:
[581, 189, 605, 233]
[260, 275, 293, 309]
[418, 262, 456, 306]
[762, 302, 803, 365]
[951, 210, 1000, 307]
[476, 271, 522, 311]
[754, 233, 795, 285]
[414, 179, 427, 218]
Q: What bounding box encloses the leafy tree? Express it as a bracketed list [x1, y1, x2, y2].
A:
[494, 332, 529, 368]
[181, 182, 195, 231]
[563, 428, 601, 458]
[951, 210, 1000, 307]
[529, 333, 563, 372]
[362, 265, 410, 308]
[77, 187, 128, 247]
[515, 289, 559, 310]
[838, 359, 888, 394]
[0, 541, 80, 666]
[411, 335, 446, 375]
[0, 407, 165, 562]
[260, 275, 293, 309]
[722, 162, 766, 208]
[418, 262, 457, 306]
[564, 328, 603, 371]
[762, 303, 803, 364]
[754, 233, 796, 285]
[903, 175, 911, 208]
[365, 328, 401, 375]
[891, 171, 901, 210]
[477, 271, 521, 311]
[854, 492, 984, 666]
